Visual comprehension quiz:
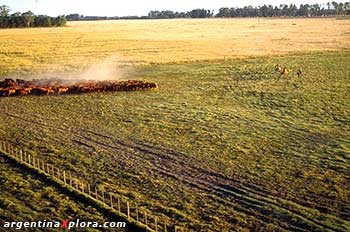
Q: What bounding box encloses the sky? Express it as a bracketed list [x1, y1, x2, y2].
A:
[1, 0, 335, 16]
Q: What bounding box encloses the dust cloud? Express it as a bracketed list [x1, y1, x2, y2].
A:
[4, 54, 135, 86]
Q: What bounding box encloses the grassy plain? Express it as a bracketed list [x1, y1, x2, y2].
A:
[0, 18, 349, 74]
[0, 19, 350, 231]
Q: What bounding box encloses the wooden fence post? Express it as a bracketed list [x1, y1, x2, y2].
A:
[127, 201, 130, 220]
[28, 154, 31, 165]
[88, 184, 91, 196]
[154, 216, 157, 232]
[110, 194, 113, 208]
[118, 197, 121, 213]
[136, 205, 139, 222]
[144, 211, 148, 227]
[52, 165, 55, 177]
[164, 220, 167, 232]
[69, 172, 72, 186]
[95, 187, 98, 200]
[63, 171, 66, 184]
[20, 150, 23, 162]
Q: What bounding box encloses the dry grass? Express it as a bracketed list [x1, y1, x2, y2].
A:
[0, 18, 349, 75]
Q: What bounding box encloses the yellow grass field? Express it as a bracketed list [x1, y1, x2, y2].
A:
[0, 18, 349, 75]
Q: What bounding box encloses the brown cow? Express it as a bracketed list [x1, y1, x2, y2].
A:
[57, 87, 69, 95]
[16, 79, 26, 85]
[0, 79, 16, 88]
[31, 87, 48, 95]
[6, 88, 17, 97]
[0, 88, 6, 96]
[19, 87, 32, 96]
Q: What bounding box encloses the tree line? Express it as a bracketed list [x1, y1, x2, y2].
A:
[149, 2, 349, 19]
[216, 2, 350, 18]
[66, 9, 214, 21]
[67, 2, 349, 21]
[0, 5, 66, 28]
[2, 2, 349, 26]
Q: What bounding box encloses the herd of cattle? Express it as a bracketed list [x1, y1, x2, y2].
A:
[0, 78, 158, 97]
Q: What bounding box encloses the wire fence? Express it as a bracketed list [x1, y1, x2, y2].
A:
[0, 141, 187, 232]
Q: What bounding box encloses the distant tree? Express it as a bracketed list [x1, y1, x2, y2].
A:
[0, 16, 9, 28]
[345, 2, 350, 15]
[188, 9, 213, 18]
[217, 8, 232, 18]
[298, 4, 310, 17]
[289, 4, 298, 16]
[0, 5, 10, 17]
[9, 12, 23, 27]
[332, 1, 339, 12]
[22, 11, 34, 27]
[52, 15, 67, 26]
[0, 5, 66, 28]
[337, 2, 345, 14]
[34, 15, 52, 27]
[66, 14, 82, 21]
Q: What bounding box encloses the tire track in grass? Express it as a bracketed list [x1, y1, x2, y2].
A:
[0, 113, 293, 229]
[76, 129, 346, 232]
[74, 130, 340, 232]
[3, 113, 344, 231]
[127, 144, 343, 232]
